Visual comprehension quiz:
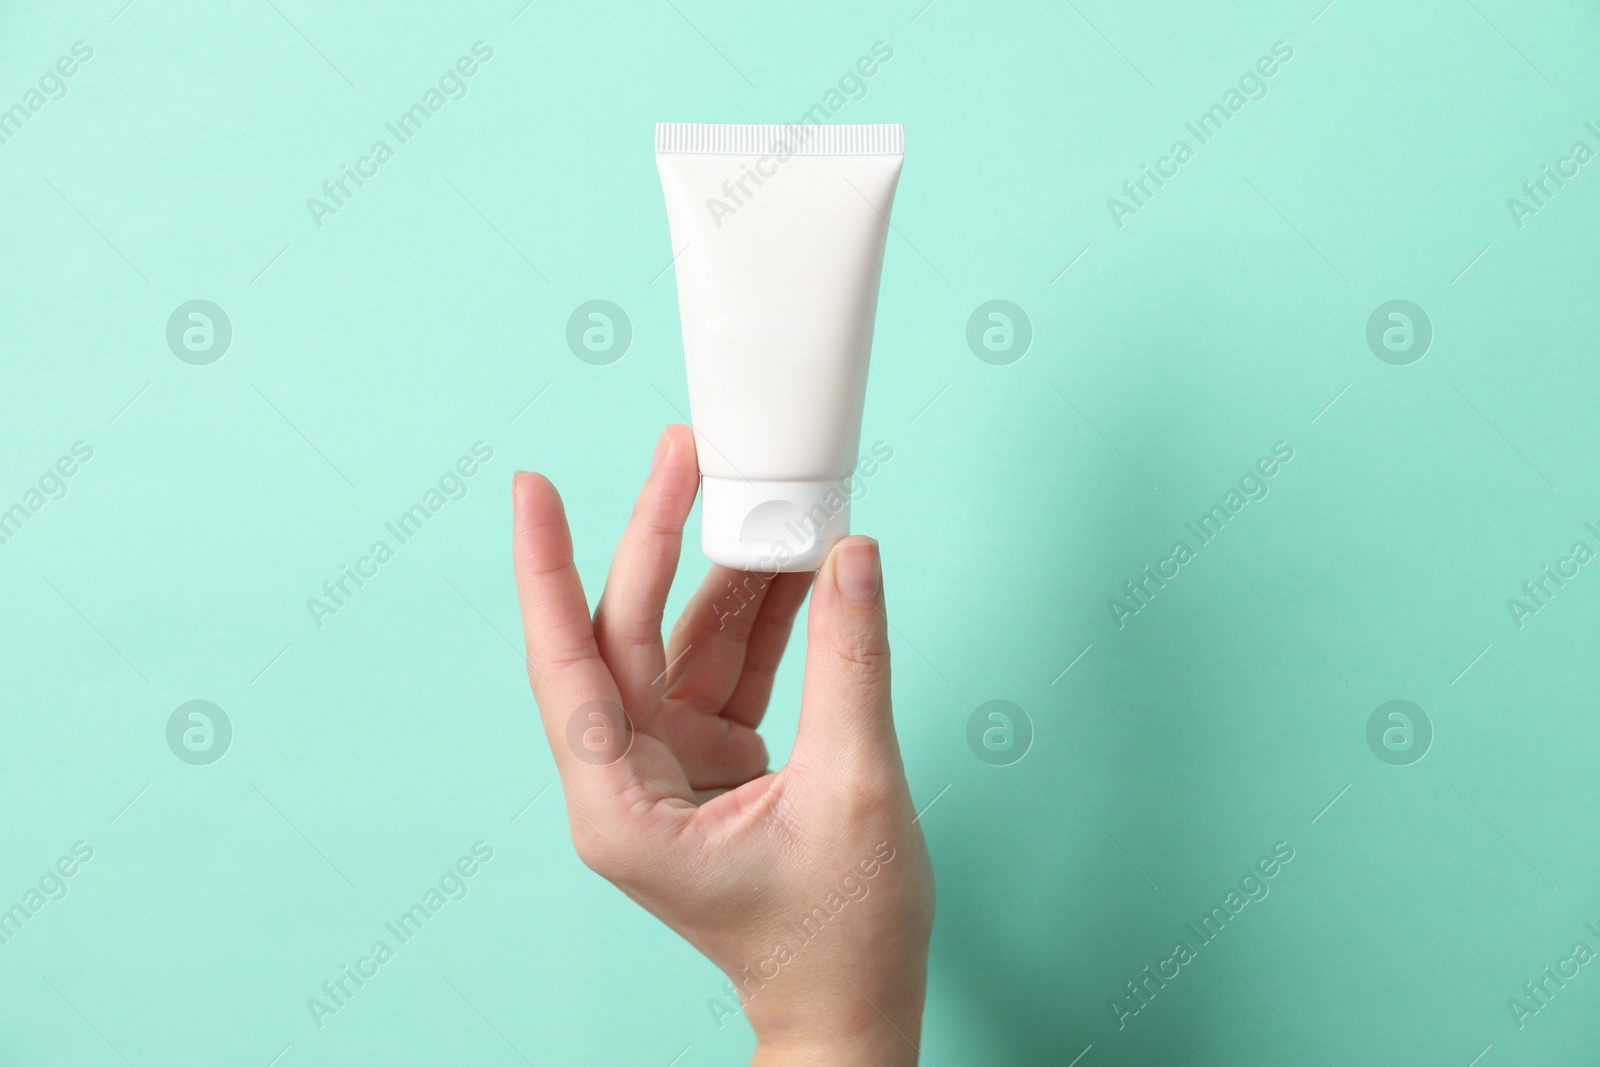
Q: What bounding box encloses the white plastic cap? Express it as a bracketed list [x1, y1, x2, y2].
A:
[700, 475, 852, 572]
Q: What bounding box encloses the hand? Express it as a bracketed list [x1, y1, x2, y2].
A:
[512, 425, 934, 1067]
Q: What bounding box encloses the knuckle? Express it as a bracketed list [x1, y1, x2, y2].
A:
[798, 749, 899, 811]
[634, 509, 682, 541]
[827, 628, 891, 678]
[592, 607, 664, 654]
[838, 775, 898, 815]
[531, 633, 600, 676]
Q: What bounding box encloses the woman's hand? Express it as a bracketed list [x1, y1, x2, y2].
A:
[512, 425, 934, 1066]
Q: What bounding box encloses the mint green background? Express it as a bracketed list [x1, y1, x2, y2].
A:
[3, 0, 1598, 1063]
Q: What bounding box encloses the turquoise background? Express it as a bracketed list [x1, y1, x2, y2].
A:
[3, 0, 1599, 1063]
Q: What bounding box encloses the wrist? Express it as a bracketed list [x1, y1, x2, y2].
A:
[746, 985, 925, 1067]
[752, 1027, 922, 1067]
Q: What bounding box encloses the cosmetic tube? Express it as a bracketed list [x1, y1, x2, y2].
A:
[655, 122, 903, 571]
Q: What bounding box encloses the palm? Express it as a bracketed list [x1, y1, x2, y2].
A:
[612, 565, 814, 802]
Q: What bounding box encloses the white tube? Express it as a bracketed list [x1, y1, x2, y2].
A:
[656, 122, 904, 572]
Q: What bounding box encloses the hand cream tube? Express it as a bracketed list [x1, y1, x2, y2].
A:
[655, 122, 903, 572]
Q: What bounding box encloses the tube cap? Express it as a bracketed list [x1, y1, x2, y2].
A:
[700, 476, 851, 572]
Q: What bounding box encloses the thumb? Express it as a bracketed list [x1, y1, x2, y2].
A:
[793, 536, 904, 782]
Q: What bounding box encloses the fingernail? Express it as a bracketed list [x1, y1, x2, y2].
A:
[834, 538, 880, 602]
[651, 429, 672, 471]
